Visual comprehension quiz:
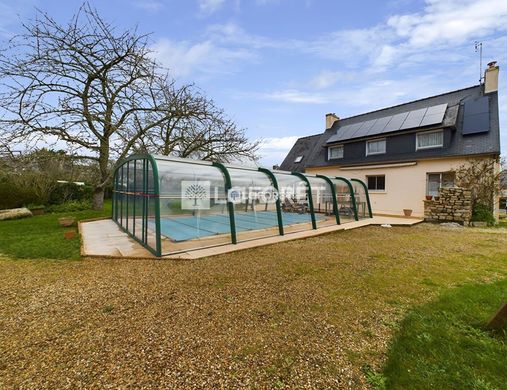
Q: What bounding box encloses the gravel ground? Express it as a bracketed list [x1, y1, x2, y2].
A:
[1, 224, 507, 389]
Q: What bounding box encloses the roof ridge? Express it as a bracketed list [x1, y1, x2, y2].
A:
[337, 84, 480, 122]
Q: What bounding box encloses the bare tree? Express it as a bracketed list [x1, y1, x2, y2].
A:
[0, 4, 226, 210]
[134, 81, 259, 162]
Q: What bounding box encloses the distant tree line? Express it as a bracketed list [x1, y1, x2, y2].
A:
[0, 3, 259, 210]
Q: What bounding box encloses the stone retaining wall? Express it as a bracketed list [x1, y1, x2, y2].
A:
[424, 187, 472, 224]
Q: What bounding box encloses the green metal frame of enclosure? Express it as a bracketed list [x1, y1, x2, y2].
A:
[112, 154, 373, 257]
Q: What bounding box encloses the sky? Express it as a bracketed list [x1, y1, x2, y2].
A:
[0, 0, 506, 167]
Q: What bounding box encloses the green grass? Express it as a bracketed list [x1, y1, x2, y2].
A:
[383, 279, 507, 389]
[0, 200, 111, 260]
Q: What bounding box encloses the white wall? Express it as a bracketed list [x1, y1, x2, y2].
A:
[306, 157, 477, 218]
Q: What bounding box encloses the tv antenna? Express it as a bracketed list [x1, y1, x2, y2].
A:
[474, 41, 483, 84]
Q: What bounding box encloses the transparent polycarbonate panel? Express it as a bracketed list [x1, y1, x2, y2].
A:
[228, 168, 280, 242]
[351, 180, 370, 219]
[121, 164, 127, 226]
[332, 178, 356, 223]
[306, 176, 337, 227]
[156, 159, 231, 254]
[273, 172, 313, 233]
[132, 160, 144, 242]
[146, 163, 157, 252]
[127, 160, 136, 234]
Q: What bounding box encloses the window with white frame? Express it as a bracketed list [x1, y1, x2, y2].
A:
[417, 130, 444, 150]
[426, 172, 455, 197]
[328, 145, 344, 159]
[367, 175, 386, 191]
[366, 139, 386, 156]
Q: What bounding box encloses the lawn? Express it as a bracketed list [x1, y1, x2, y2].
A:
[0, 200, 111, 259]
[0, 222, 506, 388]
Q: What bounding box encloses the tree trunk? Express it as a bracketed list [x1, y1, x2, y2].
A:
[93, 187, 105, 211]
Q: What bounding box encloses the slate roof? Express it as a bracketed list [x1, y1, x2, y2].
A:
[280, 85, 501, 172]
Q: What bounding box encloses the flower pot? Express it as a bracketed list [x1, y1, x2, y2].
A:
[403, 209, 413, 217]
[425, 195, 433, 200]
[59, 217, 76, 227]
[434, 196, 440, 201]
[64, 230, 76, 240]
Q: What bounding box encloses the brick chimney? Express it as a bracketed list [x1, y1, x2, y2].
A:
[484, 61, 499, 94]
[326, 113, 339, 129]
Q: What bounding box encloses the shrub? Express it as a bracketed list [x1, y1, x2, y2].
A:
[46, 200, 93, 213]
[471, 203, 496, 225]
[0, 177, 36, 209]
[48, 182, 93, 205]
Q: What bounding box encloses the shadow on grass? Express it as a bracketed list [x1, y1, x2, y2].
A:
[380, 279, 507, 389]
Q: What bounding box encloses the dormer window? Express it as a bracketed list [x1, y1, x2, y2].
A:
[366, 139, 386, 156]
[328, 145, 344, 160]
[416, 130, 444, 150]
[294, 155, 304, 163]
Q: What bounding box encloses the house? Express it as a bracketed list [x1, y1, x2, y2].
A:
[501, 170, 507, 214]
[280, 63, 501, 219]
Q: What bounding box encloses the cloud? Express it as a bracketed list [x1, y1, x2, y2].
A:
[253, 90, 330, 104]
[257, 136, 303, 166]
[198, 0, 226, 14]
[388, 0, 507, 48]
[151, 38, 256, 78]
[206, 22, 284, 49]
[131, 1, 164, 12]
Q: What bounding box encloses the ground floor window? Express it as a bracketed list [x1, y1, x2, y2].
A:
[500, 198, 507, 211]
[427, 172, 455, 197]
[367, 175, 385, 191]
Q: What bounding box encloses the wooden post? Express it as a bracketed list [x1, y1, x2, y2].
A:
[486, 300, 507, 329]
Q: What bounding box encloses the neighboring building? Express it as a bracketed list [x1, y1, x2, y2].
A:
[280, 63, 501, 218]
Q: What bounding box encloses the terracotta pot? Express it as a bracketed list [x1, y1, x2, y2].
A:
[425, 195, 433, 200]
[403, 209, 413, 217]
[64, 230, 76, 240]
[59, 217, 76, 227]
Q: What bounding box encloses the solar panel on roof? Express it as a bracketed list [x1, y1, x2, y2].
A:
[400, 108, 427, 129]
[367, 116, 391, 135]
[326, 103, 449, 143]
[462, 98, 490, 135]
[337, 123, 359, 140]
[353, 119, 377, 138]
[420, 103, 448, 127]
[425, 103, 447, 116]
[463, 97, 489, 116]
[381, 112, 409, 133]
[327, 122, 360, 143]
[326, 133, 341, 143]
[346, 122, 363, 135]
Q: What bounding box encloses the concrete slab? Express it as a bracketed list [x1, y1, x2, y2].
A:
[80, 215, 423, 260]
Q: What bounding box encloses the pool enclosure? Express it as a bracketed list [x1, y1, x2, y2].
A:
[112, 155, 373, 256]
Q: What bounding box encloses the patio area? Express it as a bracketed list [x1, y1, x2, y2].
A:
[80, 215, 423, 259]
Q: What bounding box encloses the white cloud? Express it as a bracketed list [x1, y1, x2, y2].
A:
[256, 90, 330, 104]
[131, 1, 164, 12]
[257, 136, 303, 167]
[206, 22, 284, 49]
[151, 38, 256, 78]
[387, 0, 507, 48]
[198, 0, 226, 14]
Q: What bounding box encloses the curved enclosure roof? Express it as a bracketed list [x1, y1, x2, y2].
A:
[112, 154, 372, 256]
